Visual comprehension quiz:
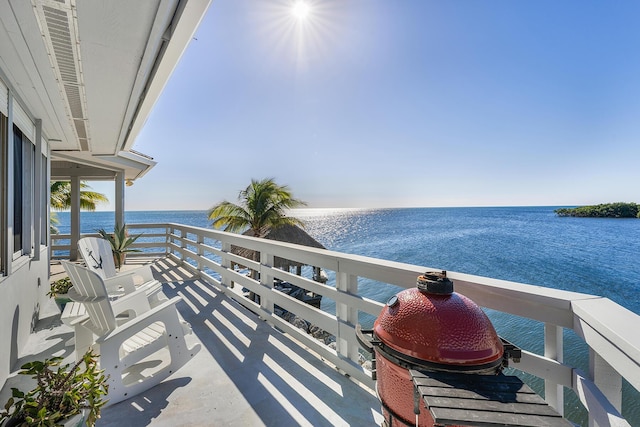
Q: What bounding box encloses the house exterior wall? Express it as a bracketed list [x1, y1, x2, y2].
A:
[0, 73, 51, 387]
[0, 248, 49, 385]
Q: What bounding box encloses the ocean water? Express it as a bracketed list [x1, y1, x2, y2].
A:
[54, 206, 640, 425]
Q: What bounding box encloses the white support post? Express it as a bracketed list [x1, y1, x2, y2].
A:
[260, 252, 275, 319]
[180, 228, 186, 263]
[196, 233, 204, 270]
[114, 171, 125, 227]
[167, 225, 174, 256]
[221, 241, 231, 289]
[544, 323, 564, 414]
[589, 348, 622, 427]
[69, 175, 80, 260]
[336, 271, 359, 362]
[165, 226, 171, 256]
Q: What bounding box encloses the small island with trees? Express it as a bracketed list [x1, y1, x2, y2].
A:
[555, 202, 640, 218]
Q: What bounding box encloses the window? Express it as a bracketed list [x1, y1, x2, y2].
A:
[11, 124, 35, 257]
[26, 141, 35, 255]
[0, 113, 5, 274]
[13, 125, 22, 255]
[41, 153, 47, 246]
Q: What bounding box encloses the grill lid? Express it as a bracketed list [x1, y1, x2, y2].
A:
[373, 273, 504, 369]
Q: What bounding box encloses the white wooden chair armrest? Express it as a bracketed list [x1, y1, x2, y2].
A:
[96, 296, 185, 345]
[110, 285, 152, 318]
[137, 280, 169, 307]
[114, 265, 155, 284]
[104, 274, 136, 294]
[135, 280, 163, 295]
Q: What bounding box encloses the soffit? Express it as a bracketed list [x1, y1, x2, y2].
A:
[51, 150, 157, 181]
[0, 0, 210, 180]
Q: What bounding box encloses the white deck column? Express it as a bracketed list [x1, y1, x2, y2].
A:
[544, 323, 564, 414]
[260, 252, 275, 319]
[336, 272, 359, 362]
[115, 171, 125, 227]
[590, 349, 622, 427]
[196, 233, 204, 270]
[221, 241, 232, 289]
[69, 175, 80, 260]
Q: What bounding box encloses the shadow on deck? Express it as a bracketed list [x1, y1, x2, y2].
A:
[28, 257, 382, 427]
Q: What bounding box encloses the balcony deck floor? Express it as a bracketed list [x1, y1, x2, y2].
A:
[3, 257, 383, 427]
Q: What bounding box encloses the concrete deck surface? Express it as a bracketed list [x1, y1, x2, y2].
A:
[1, 258, 383, 427]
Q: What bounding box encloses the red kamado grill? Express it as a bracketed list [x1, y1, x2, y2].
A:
[357, 272, 520, 427]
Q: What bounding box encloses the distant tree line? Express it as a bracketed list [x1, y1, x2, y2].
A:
[555, 202, 640, 218]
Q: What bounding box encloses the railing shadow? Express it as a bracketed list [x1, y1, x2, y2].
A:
[100, 257, 381, 426]
[97, 378, 192, 426]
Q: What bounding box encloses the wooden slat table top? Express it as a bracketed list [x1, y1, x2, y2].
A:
[410, 370, 572, 427]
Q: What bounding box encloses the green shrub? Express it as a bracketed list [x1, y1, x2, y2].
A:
[555, 203, 639, 218]
[0, 349, 109, 427]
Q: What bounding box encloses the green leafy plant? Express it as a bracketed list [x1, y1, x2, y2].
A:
[46, 277, 73, 299]
[46, 277, 74, 313]
[96, 223, 143, 269]
[0, 349, 109, 427]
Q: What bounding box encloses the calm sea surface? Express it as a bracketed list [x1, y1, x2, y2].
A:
[55, 206, 640, 425]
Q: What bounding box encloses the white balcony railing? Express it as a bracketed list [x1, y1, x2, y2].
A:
[51, 223, 639, 426]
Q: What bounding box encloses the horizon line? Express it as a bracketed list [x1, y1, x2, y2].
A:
[56, 204, 580, 213]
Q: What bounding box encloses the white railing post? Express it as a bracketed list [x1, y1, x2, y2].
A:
[590, 348, 622, 427]
[180, 228, 187, 262]
[544, 323, 564, 414]
[260, 252, 275, 317]
[164, 225, 169, 255]
[220, 241, 232, 289]
[196, 233, 204, 271]
[336, 271, 360, 363]
[167, 225, 175, 257]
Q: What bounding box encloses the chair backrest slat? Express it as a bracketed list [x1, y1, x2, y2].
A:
[78, 237, 118, 279]
[62, 261, 117, 335]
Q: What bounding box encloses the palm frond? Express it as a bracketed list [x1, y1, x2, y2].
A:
[207, 178, 307, 237]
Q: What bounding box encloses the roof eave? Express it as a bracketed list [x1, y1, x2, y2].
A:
[120, 0, 212, 154]
[51, 150, 157, 181]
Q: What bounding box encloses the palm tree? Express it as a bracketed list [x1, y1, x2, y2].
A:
[207, 178, 306, 237]
[208, 178, 306, 297]
[50, 181, 109, 234]
[50, 181, 109, 211]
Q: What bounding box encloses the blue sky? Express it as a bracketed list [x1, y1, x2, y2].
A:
[93, 1, 640, 211]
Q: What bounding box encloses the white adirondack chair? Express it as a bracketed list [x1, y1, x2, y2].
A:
[78, 236, 163, 304]
[61, 261, 201, 406]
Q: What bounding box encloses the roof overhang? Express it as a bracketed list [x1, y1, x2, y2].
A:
[51, 150, 157, 181]
[0, 0, 210, 182]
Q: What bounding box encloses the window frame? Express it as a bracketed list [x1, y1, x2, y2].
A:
[0, 113, 6, 275]
[12, 125, 23, 259]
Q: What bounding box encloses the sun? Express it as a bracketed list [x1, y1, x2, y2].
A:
[291, 1, 312, 21]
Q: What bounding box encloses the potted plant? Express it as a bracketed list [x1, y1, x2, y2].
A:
[47, 277, 73, 312]
[0, 349, 109, 427]
[97, 223, 142, 269]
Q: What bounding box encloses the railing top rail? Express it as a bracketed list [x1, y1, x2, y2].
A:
[165, 222, 598, 302]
